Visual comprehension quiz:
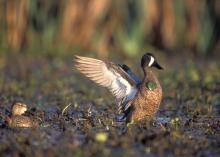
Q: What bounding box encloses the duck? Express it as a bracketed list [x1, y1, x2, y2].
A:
[6, 102, 39, 128]
[74, 53, 163, 123]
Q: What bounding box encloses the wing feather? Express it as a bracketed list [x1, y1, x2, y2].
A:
[74, 55, 137, 102]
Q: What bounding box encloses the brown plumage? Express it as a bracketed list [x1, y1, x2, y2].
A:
[127, 69, 162, 122]
[74, 53, 163, 122]
[7, 102, 39, 128]
[6, 115, 39, 128]
[12, 102, 27, 116]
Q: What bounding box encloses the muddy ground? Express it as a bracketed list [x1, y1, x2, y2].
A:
[0, 53, 219, 157]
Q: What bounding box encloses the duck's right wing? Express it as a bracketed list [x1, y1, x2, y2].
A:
[74, 56, 138, 104]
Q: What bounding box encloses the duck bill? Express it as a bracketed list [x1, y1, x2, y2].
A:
[153, 61, 163, 70]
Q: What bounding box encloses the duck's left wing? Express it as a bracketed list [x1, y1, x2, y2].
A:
[74, 55, 137, 104]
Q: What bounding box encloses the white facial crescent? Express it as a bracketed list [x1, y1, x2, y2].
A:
[148, 56, 155, 67]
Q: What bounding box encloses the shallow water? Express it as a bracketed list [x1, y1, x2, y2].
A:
[0, 54, 219, 157]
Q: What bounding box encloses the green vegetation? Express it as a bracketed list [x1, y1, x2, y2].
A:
[1, 1, 219, 57]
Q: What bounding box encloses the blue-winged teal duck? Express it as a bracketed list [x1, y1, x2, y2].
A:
[6, 102, 39, 128]
[74, 53, 163, 122]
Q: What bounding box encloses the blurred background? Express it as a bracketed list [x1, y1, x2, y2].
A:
[0, 0, 220, 58]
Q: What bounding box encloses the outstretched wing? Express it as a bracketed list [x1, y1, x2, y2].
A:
[74, 56, 138, 104]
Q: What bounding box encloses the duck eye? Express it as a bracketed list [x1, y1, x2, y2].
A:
[146, 81, 157, 90]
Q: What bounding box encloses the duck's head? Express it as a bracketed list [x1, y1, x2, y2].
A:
[141, 53, 163, 70]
